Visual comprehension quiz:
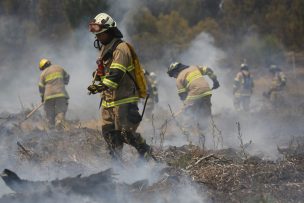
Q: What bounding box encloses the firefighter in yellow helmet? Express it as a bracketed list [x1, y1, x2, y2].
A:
[233, 63, 254, 112]
[87, 13, 152, 160]
[263, 64, 287, 109]
[167, 62, 219, 142]
[38, 59, 70, 130]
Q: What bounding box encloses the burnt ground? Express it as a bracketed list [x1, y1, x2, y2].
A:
[0, 106, 304, 203]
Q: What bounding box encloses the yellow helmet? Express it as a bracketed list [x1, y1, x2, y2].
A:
[39, 59, 51, 70]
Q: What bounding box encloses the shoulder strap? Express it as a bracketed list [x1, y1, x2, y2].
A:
[102, 39, 123, 61]
[241, 71, 246, 78]
[104, 39, 140, 91]
[126, 71, 139, 91]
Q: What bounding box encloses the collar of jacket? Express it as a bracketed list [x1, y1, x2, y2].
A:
[99, 38, 121, 59]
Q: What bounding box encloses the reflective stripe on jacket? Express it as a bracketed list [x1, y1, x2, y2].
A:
[102, 97, 139, 108]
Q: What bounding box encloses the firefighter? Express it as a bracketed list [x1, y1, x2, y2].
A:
[87, 13, 152, 160]
[143, 70, 159, 119]
[263, 64, 287, 108]
[38, 59, 69, 130]
[167, 62, 219, 142]
[233, 63, 254, 112]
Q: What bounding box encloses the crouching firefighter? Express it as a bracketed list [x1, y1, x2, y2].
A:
[38, 59, 70, 130]
[263, 64, 287, 109]
[167, 62, 220, 143]
[87, 13, 152, 160]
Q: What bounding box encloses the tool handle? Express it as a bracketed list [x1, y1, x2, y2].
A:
[25, 102, 44, 120]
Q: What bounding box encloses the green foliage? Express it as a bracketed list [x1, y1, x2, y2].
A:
[63, 0, 109, 28]
[129, 10, 197, 61]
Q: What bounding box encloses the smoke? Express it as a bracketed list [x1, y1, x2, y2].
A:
[0, 20, 101, 120]
[0, 2, 209, 203]
[145, 29, 304, 161]
[0, 1, 303, 202]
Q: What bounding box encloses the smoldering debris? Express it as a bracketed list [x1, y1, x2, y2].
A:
[154, 144, 304, 202]
[0, 110, 207, 203]
[2, 141, 304, 203]
[1, 109, 304, 202]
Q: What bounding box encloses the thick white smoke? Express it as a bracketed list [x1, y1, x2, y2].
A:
[0, 27, 100, 120]
[1, 1, 303, 202]
[0, 2, 210, 203]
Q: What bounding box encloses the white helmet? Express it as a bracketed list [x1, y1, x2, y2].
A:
[150, 72, 156, 77]
[89, 13, 117, 35]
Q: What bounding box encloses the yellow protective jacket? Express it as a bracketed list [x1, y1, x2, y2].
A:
[176, 65, 217, 104]
[233, 70, 254, 96]
[39, 65, 69, 101]
[98, 38, 140, 108]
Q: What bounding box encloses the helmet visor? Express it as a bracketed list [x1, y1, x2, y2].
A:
[89, 21, 110, 34]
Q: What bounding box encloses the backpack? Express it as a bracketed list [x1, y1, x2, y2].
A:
[125, 43, 148, 98]
[103, 40, 147, 98]
[242, 73, 253, 90]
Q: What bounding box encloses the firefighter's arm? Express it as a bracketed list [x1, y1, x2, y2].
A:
[176, 79, 187, 101]
[279, 72, 286, 87]
[154, 93, 159, 103]
[199, 66, 217, 80]
[233, 76, 241, 94]
[63, 70, 70, 85]
[102, 49, 129, 89]
[152, 83, 159, 103]
[199, 66, 219, 89]
[38, 75, 45, 102]
[251, 79, 254, 93]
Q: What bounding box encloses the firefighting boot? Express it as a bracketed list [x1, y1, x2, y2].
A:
[103, 130, 124, 161]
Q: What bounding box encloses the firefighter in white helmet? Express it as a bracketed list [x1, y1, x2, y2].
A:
[38, 59, 70, 130]
[87, 13, 152, 160]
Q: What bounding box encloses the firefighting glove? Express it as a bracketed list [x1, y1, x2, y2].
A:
[212, 80, 220, 90]
[87, 84, 107, 94]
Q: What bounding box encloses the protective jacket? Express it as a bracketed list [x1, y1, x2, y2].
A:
[98, 38, 139, 108]
[39, 65, 69, 101]
[233, 70, 254, 96]
[176, 65, 216, 104]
